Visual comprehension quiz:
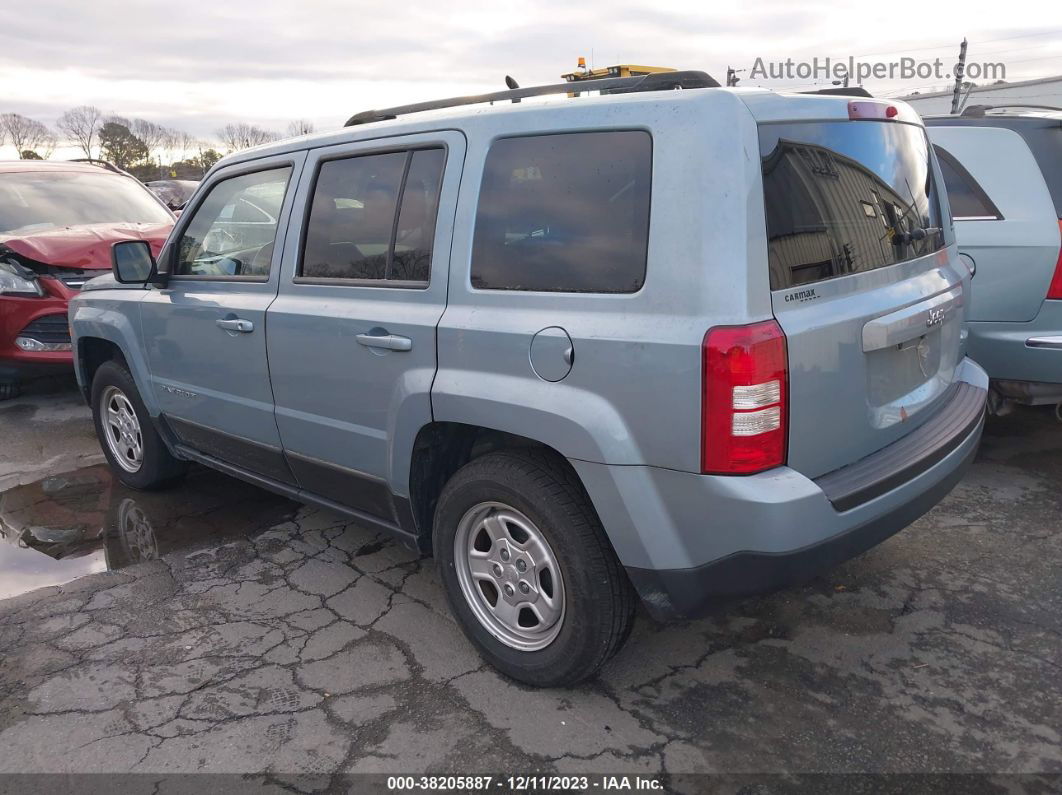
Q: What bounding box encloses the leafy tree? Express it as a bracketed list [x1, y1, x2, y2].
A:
[99, 121, 149, 169]
[57, 105, 103, 160]
[198, 148, 223, 170]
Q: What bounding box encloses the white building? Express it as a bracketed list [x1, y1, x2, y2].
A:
[900, 75, 1062, 116]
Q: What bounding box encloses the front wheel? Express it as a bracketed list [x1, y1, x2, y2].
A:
[434, 450, 635, 687]
[91, 360, 186, 489]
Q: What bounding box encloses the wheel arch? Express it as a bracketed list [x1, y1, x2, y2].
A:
[71, 301, 158, 414]
[407, 422, 598, 554]
[76, 337, 127, 404]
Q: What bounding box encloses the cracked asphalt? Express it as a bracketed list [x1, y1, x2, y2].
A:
[0, 383, 1060, 787]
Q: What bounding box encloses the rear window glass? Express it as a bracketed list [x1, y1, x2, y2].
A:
[932, 145, 1002, 220]
[759, 121, 946, 290]
[471, 131, 652, 293]
[1015, 125, 1062, 218]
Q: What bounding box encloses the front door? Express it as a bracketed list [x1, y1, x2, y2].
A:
[142, 154, 305, 482]
[267, 132, 464, 522]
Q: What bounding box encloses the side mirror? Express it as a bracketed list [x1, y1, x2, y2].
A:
[111, 241, 158, 285]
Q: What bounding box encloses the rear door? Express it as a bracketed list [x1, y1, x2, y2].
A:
[928, 126, 1060, 321]
[759, 114, 968, 479]
[142, 154, 304, 483]
[266, 132, 463, 522]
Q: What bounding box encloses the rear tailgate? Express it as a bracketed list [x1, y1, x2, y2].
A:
[752, 99, 967, 479]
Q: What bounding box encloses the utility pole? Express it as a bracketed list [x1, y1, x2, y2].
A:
[950, 38, 968, 115]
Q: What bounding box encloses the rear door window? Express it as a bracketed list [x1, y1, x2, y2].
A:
[300, 148, 445, 285]
[470, 131, 652, 293]
[759, 121, 946, 290]
[932, 144, 1002, 220]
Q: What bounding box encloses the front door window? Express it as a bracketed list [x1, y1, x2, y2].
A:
[174, 167, 292, 279]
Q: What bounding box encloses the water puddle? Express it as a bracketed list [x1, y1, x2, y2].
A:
[0, 464, 297, 599]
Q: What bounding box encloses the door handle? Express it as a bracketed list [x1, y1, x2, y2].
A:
[216, 318, 254, 333]
[356, 332, 412, 351]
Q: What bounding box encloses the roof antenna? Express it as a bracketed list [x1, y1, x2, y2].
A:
[505, 75, 521, 103]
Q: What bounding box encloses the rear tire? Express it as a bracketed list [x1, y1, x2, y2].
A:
[0, 383, 20, 401]
[91, 360, 185, 489]
[434, 450, 635, 687]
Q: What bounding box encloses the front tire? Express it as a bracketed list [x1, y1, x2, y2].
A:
[0, 383, 20, 401]
[91, 360, 185, 489]
[434, 450, 635, 687]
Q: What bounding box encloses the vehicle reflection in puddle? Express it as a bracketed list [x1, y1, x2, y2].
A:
[0, 464, 297, 600]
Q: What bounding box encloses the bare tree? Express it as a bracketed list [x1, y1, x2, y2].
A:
[217, 123, 281, 152]
[287, 119, 315, 137]
[38, 129, 57, 159]
[132, 118, 168, 159]
[173, 130, 199, 160]
[1, 114, 56, 159]
[57, 105, 104, 159]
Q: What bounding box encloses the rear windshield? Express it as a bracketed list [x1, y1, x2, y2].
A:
[0, 171, 172, 235]
[759, 121, 945, 290]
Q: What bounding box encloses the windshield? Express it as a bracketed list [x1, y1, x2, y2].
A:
[0, 171, 172, 235]
[759, 121, 946, 290]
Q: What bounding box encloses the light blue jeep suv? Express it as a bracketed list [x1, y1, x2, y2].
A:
[71, 72, 988, 686]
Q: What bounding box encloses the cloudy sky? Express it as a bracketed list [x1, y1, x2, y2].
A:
[1, 0, 1061, 157]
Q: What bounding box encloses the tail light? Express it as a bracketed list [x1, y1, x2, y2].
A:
[702, 320, 788, 475]
[1047, 220, 1062, 300]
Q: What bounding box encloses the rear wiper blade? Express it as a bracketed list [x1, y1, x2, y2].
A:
[893, 226, 942, 245]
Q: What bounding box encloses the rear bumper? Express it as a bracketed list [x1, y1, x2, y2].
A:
[573, 358, 988, 620]
[966, 300, 1062, 389]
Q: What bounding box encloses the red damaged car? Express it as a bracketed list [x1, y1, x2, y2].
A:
[0, 161, 174, 399]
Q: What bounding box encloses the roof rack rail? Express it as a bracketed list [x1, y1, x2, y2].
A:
[67, 158, 133, 177]
[961, 103, 1062, 117]
[799, 86, 873, 98]
[344, 70, 720, 127]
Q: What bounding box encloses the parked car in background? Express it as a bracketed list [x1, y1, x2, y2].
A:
[0, 161, 174, 399]
[145, 179, 199, 212]
[925, 108, 1062, 416]
[72, 74, 987, 686]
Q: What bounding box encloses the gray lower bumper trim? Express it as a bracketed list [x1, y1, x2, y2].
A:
[814, 382, 987, 512]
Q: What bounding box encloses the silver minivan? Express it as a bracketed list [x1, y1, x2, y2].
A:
[926, 109, 1062, 415]
[71, 72, 988, 686]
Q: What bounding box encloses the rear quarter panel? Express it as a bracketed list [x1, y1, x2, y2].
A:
[432, 91, 768, 471]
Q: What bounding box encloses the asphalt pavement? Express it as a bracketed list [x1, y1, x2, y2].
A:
[0, 383, 1059, 790]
